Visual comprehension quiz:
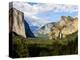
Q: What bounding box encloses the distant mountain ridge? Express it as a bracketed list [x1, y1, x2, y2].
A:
[24, 16, 53, 34]
[35, 16, 78, 39]
[35, 22, 56, 38]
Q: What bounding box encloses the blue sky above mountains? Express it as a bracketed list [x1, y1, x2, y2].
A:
[13, 1, 78, 28]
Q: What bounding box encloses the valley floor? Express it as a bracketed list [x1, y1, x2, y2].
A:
[9, 32, 78, 58]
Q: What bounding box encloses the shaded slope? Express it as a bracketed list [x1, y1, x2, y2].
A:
[24, 20, 35, 37]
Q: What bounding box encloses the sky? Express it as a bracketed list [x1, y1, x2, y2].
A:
[12, 1, 78, 27]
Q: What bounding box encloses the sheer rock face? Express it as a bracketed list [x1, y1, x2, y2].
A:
[9, 8, 26, 38]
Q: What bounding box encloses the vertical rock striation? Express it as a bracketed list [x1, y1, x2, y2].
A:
[9, 7, 26, 38]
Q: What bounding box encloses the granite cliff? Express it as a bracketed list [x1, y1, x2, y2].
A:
[9, 8, 26, 38]
[9, 8, 35, 38]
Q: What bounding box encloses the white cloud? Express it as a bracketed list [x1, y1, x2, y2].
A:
[13, 1, 78, 16]
[25, 15, 52, 27]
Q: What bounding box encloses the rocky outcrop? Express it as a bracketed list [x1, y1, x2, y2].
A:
[59, 16, 78, 35]
[49, 16, 78, 39]
[9, 8, 26, 38]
